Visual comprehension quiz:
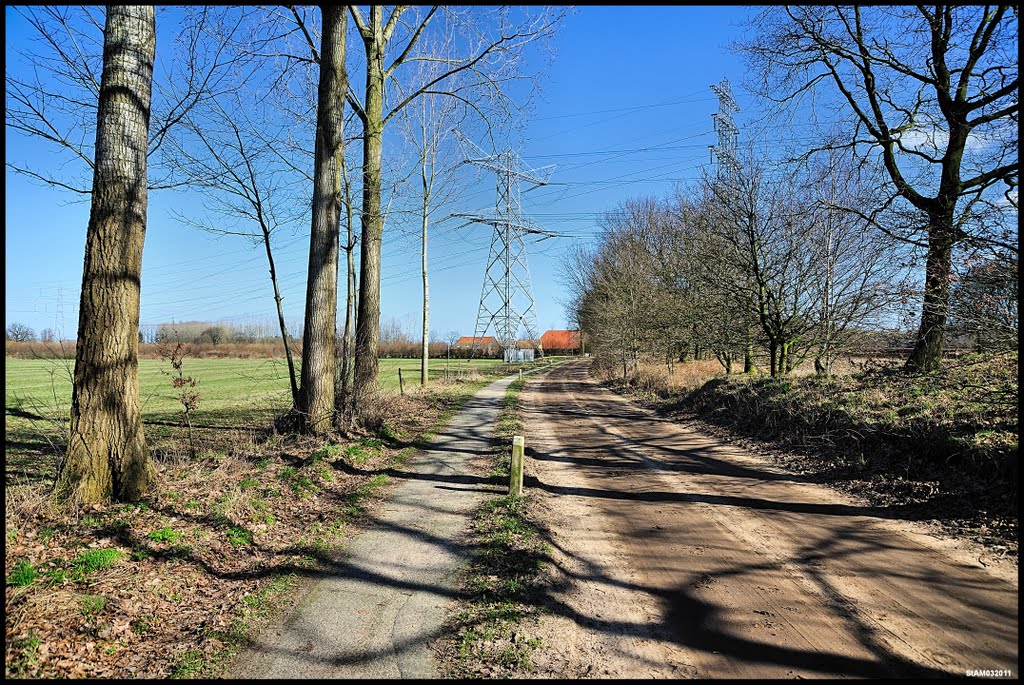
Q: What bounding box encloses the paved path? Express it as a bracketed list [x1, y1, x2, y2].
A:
[231, 374, 516, 679]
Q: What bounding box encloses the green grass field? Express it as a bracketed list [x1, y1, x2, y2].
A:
[5, 356, 506, 418]
[4, 356, 516, 483]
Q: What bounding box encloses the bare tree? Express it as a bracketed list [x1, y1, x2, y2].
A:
[336, 155, 360, 428]
[165, 93, 302, 406]
[443, 329, 461, 372]
[54, 6, 157, 504]
[211, 6, 363, 430]
[684, 205, 758, 376]
[343, 5, 565, 421]
[6, 322, 37, 342]
[740, 5, 1019, 372]
[297, 5, 348, 434]
[397, 65, 468, 387]
[802, 151, 910, 373]
[5, 6, 245, 194]
[274, 6, 563, 422]
[948, 250, 1018, 352]
[580, 204, 664, 380]
[700, 154, 821, 377]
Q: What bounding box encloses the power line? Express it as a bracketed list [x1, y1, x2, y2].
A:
[453, 133, 551, 359]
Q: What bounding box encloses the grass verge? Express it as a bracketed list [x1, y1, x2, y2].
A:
[434, 377, 554, 679]
[3, 363, 529, 679]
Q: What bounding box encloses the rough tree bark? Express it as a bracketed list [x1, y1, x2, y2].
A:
[351, 6, 389, 414]
[351, 8, 387, 412]
[298, 5, 347, 434]
[909, 211, 955, 372]
[55, 5, 156, 504]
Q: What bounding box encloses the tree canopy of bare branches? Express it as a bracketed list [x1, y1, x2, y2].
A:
[737, 5, 1018, 372]
[5, 6, 251, 195]
[564, 149, 909, 379]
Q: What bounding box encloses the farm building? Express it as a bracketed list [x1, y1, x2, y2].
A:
[540, 330, 581, 355]
[453, 336, 499, 358]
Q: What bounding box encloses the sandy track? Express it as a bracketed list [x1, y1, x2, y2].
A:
[521, 360, 1017, 679]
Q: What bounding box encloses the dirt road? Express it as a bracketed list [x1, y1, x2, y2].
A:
[520, 360, 1017, 679]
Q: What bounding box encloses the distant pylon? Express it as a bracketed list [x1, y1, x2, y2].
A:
[453, 133, 555, 360]
[708, 78, 740, 177]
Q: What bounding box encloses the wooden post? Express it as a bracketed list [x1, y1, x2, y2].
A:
[509, 435, 524, 496]
[519, 368, 523, 381]
[398, 367, 404, 395]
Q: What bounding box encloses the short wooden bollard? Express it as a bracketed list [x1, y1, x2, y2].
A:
[519, 368, 523, 381]
[509, 435, 525, 496]
[398, 368, 404, 395]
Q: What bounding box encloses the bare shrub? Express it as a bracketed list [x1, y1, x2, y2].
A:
[353, 391, 406, 434]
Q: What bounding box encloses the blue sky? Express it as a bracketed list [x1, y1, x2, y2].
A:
[5, 5, 757, 341]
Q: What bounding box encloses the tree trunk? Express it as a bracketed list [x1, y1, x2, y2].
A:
[299, 6, 347, 434]
[339, 163, 356, 427]
[814, 339, 830, 375]
[263, 227, 298, 406]
[421, 190, 430, 387]
[768, 340, 778, 377]
[55, 6, 156, 504]
[353, 8, 386, 416]
[906, 213, 954, 373]
[744, 337, 755, 374]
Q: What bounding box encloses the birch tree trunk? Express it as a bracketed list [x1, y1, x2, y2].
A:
[55, 5, 156, 504]
[298, 6, 346, 434]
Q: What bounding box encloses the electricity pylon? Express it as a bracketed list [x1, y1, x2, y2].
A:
[708, 78, 740, 177]
[453, 133, 554, 360]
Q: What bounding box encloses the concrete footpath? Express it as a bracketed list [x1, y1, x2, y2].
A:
[230, 374, 517, 679]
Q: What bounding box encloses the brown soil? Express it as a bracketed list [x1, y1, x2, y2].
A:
[516, 359, 1018, 678]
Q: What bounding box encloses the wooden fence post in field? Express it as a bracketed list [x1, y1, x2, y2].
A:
[509, 435, 524, 496]
[398, 367, 404, 395]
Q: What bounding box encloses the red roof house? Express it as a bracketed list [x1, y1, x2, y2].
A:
[455, 336, 496, 348]
[540, 330, 581, 353]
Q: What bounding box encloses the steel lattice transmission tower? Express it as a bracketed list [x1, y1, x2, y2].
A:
[453, 133, 555, 360]
[708, 78, 740, 178]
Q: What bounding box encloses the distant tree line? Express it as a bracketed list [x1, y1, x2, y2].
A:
[140, 321, 300, 346]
